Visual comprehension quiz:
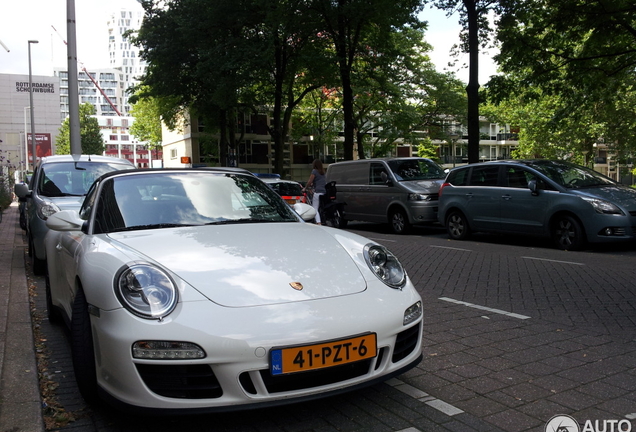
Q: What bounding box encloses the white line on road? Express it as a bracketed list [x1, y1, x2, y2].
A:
[521, 256, 585, 266]
[438, 297, 531, 320]
[387, 379, 464, 417]
[366, 237, 397, 242]
[429, 245, 472, 252]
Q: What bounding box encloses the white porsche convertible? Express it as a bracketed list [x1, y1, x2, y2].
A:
[44, 168, 423, 413]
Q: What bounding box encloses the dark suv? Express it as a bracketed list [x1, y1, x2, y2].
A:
[438, 160, 636, 250]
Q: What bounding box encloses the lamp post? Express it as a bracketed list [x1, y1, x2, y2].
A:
[28, 40, 39, 170]
[449, 132, 459, 168]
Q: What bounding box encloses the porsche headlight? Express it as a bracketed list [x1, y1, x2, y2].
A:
[364, 244, 406, 289]
[115, 264, 177, 320]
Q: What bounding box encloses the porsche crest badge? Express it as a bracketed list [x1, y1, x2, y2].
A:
[290, 282, 303, 291]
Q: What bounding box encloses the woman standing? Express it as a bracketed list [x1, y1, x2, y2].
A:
[304, 159, 326, 224]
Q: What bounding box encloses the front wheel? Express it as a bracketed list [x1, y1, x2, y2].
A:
[71, 287, 99, 404]
[446, 210, 470, 240]
[552, 215, 585, 251]
[389, 208, 411, 235]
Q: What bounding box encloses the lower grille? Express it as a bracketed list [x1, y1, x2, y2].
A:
[392, 323, 421, 363]
[259, 359, 372, 394]
[135, 364, 223, 399]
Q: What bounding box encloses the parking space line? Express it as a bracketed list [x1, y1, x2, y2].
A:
[438, 297, 531, 320]
[387, 379, 464, 416]
[429, 245, 472, 252]
[521, 256, 585, 266]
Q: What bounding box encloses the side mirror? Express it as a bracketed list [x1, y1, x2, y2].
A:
[380, 171, 393, 186]
[46, 210, 85, 232]
[293, 203, 317, 222]
[14, 183, 31, 199]
[528, 179, 539, 196]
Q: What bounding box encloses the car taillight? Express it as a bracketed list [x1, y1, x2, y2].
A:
[439, 182, 451, 197]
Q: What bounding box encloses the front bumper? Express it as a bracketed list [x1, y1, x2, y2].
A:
[90, 289, 423, 412]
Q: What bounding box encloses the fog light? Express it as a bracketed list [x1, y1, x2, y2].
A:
[132, 341, 206, 359]
[604, 228, 613, 236]
[403, 301, 422, 325]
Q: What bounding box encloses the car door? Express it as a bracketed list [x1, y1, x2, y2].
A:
[357, 162, 394, 222]
[464, 165, 503, 230]
[499, 166, 552, 234]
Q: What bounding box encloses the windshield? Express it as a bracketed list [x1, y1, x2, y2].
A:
[387, 159, 445, 181]
[526, 160, 616, 189]
[93, 172, 300, 234]
[38, 161, 133, 197]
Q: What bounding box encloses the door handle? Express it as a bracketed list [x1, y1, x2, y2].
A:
[56, 243, 63, 251]
[502, 195, 512, 200]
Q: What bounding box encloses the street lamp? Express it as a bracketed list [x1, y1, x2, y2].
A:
[449, 132, 459, 168]
[28, 40, 39, 170]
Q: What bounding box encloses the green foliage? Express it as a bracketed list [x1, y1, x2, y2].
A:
[129, 88, 163, 157]
[55, 103, 105, 155]
[416, 138, 440, 162]
[0, 174, 12, 210]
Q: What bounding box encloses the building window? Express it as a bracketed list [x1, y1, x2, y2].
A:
[109, 135, 118, 141]
[121, 135, 129, 141]
[121, 119, 128, 127]
[170, 148, 178, 159]
[107, 118, 113, 126]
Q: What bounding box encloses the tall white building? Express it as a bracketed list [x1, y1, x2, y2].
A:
[107, 0, 146, 113]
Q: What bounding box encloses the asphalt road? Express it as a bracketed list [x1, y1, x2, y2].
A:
[29, 222, 636, 432]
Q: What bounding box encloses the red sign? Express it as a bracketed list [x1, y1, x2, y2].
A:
[27, 133, 52, 164]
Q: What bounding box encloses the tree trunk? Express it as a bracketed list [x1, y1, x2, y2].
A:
[464, 0, 481, 164]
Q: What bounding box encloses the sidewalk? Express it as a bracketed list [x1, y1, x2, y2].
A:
[0, 202, 45, 431]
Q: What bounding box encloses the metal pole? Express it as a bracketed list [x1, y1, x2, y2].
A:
[67, 0, 82, 155]
[28, 40, 39, 170]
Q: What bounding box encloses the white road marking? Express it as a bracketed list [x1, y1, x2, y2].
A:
[366, 237, 397, 243]
[521, 256, 585, 266]
[438, 297, 531, 320]
[429, 245, 472, 252]
[388, 379, 464, 416]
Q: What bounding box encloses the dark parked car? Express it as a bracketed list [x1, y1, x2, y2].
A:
[438, 159, 636, 250]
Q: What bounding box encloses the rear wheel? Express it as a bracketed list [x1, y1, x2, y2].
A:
[389, 208, 411, 235]
[552, 214, 585, 251]
[446, 210, 470, 240]
[71, 287, 99, 404]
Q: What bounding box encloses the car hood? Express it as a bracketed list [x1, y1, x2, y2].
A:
[108, 223, 368, 307]
[573, 185, 636, 210]
[48, 196, 85, 211]
[401, 178, 445, 193]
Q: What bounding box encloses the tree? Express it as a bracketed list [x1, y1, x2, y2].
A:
[55, 103, 104, 155]
[488, 0, 636, 159]
[129, 88, 164, 162]
[433, 0, 497, 163]
[312, 0, 423, 161]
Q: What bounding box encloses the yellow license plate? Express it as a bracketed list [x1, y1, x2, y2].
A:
[270, 333, 377, 375]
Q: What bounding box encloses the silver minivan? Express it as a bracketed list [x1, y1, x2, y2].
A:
[326, 157, 446, 234]
[438, 159, 636, 250]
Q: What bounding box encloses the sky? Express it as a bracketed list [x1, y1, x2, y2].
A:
[0, 0, 498, 84]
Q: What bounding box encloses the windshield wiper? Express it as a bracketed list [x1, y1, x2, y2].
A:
[110, 223, 195, 232]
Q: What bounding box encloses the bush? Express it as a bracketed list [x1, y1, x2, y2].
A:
[0, 175, 13, 210]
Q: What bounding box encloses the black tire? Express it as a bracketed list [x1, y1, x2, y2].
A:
[326, 208, 347, 229]
[45, 273, 63, 324]
[552, 214, 585, 251]
[71, 287, 99, 404]
[389, 208, 411, 235]
[30, 236, 46, 276]
[446, 210, 470, 240]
